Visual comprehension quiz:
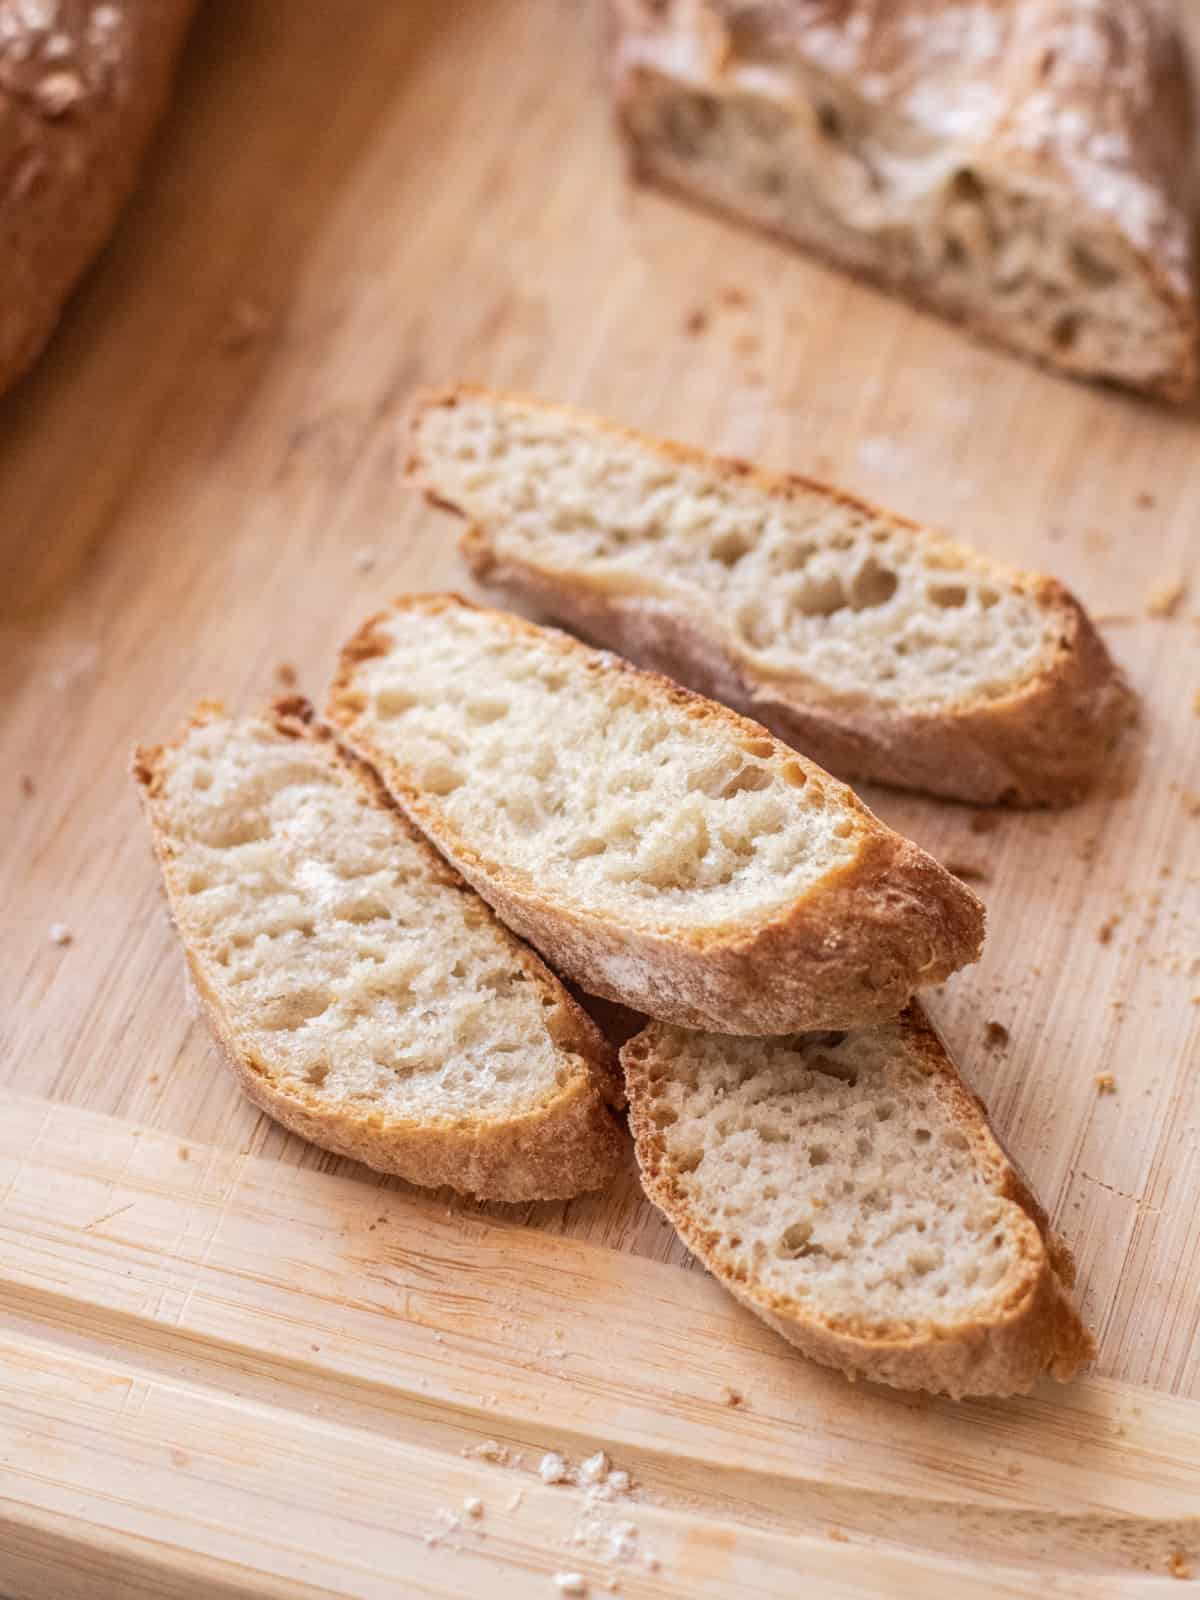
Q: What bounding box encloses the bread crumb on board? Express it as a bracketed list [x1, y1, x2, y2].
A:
[1192, 690, 1200, 717]
[720, 286, 748, 307]
[1145, 578, 1187, 619]
[554, 1575, 588, 1596]
[1167, 1549, 1193, 1580]
[1136, 491, 1157, 510]
[48, 922, 73, 947]
[36, 70, 85, 116]
[353, 547, 378, 574]
[19, 774, 35, 797]
[983, 1021, 1009, 1051]
[720, 1385, 744, 1408]
[221, 297, 272, 352]
[827, 1528, 848, 1542]
[540, 1452, 570, 1485]
[275, 662, 298, 688]
[684, 308, 708, 336]
[463, 1496, 483, 1519]
[1095, 1074, 1117, 1095]
[1097, 915, 1122, 945]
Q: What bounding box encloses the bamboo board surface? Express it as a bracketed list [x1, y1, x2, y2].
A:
[2, 1, 1199, 1594]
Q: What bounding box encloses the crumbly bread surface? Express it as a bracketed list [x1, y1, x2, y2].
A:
[623, 1007, 1094, 1397]
[410, 387, 1135, 804]
[132, 699, 623, 1201]
[610, 0, 1197, 399]
[328, 595, 984, 1033]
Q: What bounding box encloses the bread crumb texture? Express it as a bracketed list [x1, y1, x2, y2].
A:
[1145, 578, 1187, 618]
[418, 394, 1060, 714]
[337, 599, 859, 931]
[136, 709, 601, 1130]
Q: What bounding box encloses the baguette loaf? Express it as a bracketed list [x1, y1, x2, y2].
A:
[132, 698, 624, 1202]
[609, 0, 1197, 400]
[623, 1006, 1093, 1397]
[0, 0, 196, 398]
[327, 595, 984, 1035]
[409, 386, 1135, 806]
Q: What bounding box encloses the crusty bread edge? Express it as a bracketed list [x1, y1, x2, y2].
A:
[622, 1004, 1095, 1399]
[131, 696, 626, 1203]
[408, 384, 1136, 806]
[607, 47, 1198, 403]
[327, 595, 985, 1035]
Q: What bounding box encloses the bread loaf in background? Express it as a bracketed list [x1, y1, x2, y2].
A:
[609, 0, 1197, 399]
[0, 0, 195, 398]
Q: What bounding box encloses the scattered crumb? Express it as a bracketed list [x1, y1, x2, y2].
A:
[1097, 915, 1122, 946]
[1136, 491, 1156, 510]
[943, 859, 990, 884]
[606, 1471, 630, 1494]
[644, 1555, 661, 1573]
[983, 1021, 1009, 1052]
[720, 1386, 744, 1408]
[968, 810, 1002, 835]
[147, 1073, 160, 1085]
[540, 1453, 570, 1485]
[720, 286, 748, 307]
[466, 1440, 507, 1464]
[177, 1144, 190, 1161]
[505, 1489, 524, 1513]
[275, 661, 298, 687]
[19, 774, 34, 797]
[221, 296, 271, 352]
[578, 1452, 609, 1487]
[684, 308, 708, 336]
[1182, 791, 1200, 817]
[1095, 1074, 1117, 1095]
[311, 1343, 320, 1352]
[554, 1575, 588, 1596]
[828, 1528, 848, 1542]
[734, 331, 760, 357]
[1005, 1463, 1023, 1477]
[353, 547, 377, 573]
[1167, 1550, 1193, 1580]
[48, 922, 72, 947]
[1193, 690, 1200, 717]
[463, 1497, 483, 1519]
[1145, 578, 1187, 619]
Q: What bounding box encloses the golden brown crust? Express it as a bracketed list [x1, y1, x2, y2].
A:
[608, 0, 1197, 401]
[0, 0, 196, 397]
[327, 594, 985, 1034]
[413, 385, 1137, 807]
[131, 697, 625, 1204]
[622, 1003, 1095, 1398]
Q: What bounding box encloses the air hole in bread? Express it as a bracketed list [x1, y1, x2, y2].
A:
[210, 814, 272, 848]
[848, 556, 898, 610]
[915, 1127, 931, 1143]
[1070, 241, 1118, 288]
[423, 759, 464, 796]
[376, 687, 417, 717]
[466, 699, 509, 725]
[928, 583, 968, 609]
[1053, 313, 1080, 350]
[781, 760, 808, 788]
[809, 1144, 830, 1167]
[816, 102, 841, 140]
[739, 737, 774, 759]
[711, 530, 752, 566]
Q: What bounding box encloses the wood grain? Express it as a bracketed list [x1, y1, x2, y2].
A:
[1, 1091, 1197, 1598]
[1, 0, 1199, 1592]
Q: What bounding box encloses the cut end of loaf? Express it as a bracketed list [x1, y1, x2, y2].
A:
[623, 1009, 1092, 1397]
[132, 699, 623, 1201]
[610, 2, 1198, 401]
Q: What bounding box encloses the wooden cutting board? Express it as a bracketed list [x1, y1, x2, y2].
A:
[2, 2, 1199, 1595]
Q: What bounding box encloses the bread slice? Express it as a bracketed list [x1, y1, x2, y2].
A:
[131, 698, 624, 1202]
[622, 1006, 1093, 1397]
[609, 0, 1197, 400]
[408, 386, 1135, 806]
[327, 594, 984, 1035]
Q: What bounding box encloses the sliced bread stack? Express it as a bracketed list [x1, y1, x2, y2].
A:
[134, 392, 1103, 1394]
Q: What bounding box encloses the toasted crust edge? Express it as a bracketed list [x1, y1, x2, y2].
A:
[622, 1004, 1095, 1398]
[131, 696, 625, 1203]
[409, 385, 1137, 807]
[327, 593, 984, 1035]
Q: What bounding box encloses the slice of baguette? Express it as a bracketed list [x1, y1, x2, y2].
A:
[327, 595, 984, 1035]
[622, 1006, 1093, 1397]
[407, 386, 1135, 806]
[131, 697, 624, 1202]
